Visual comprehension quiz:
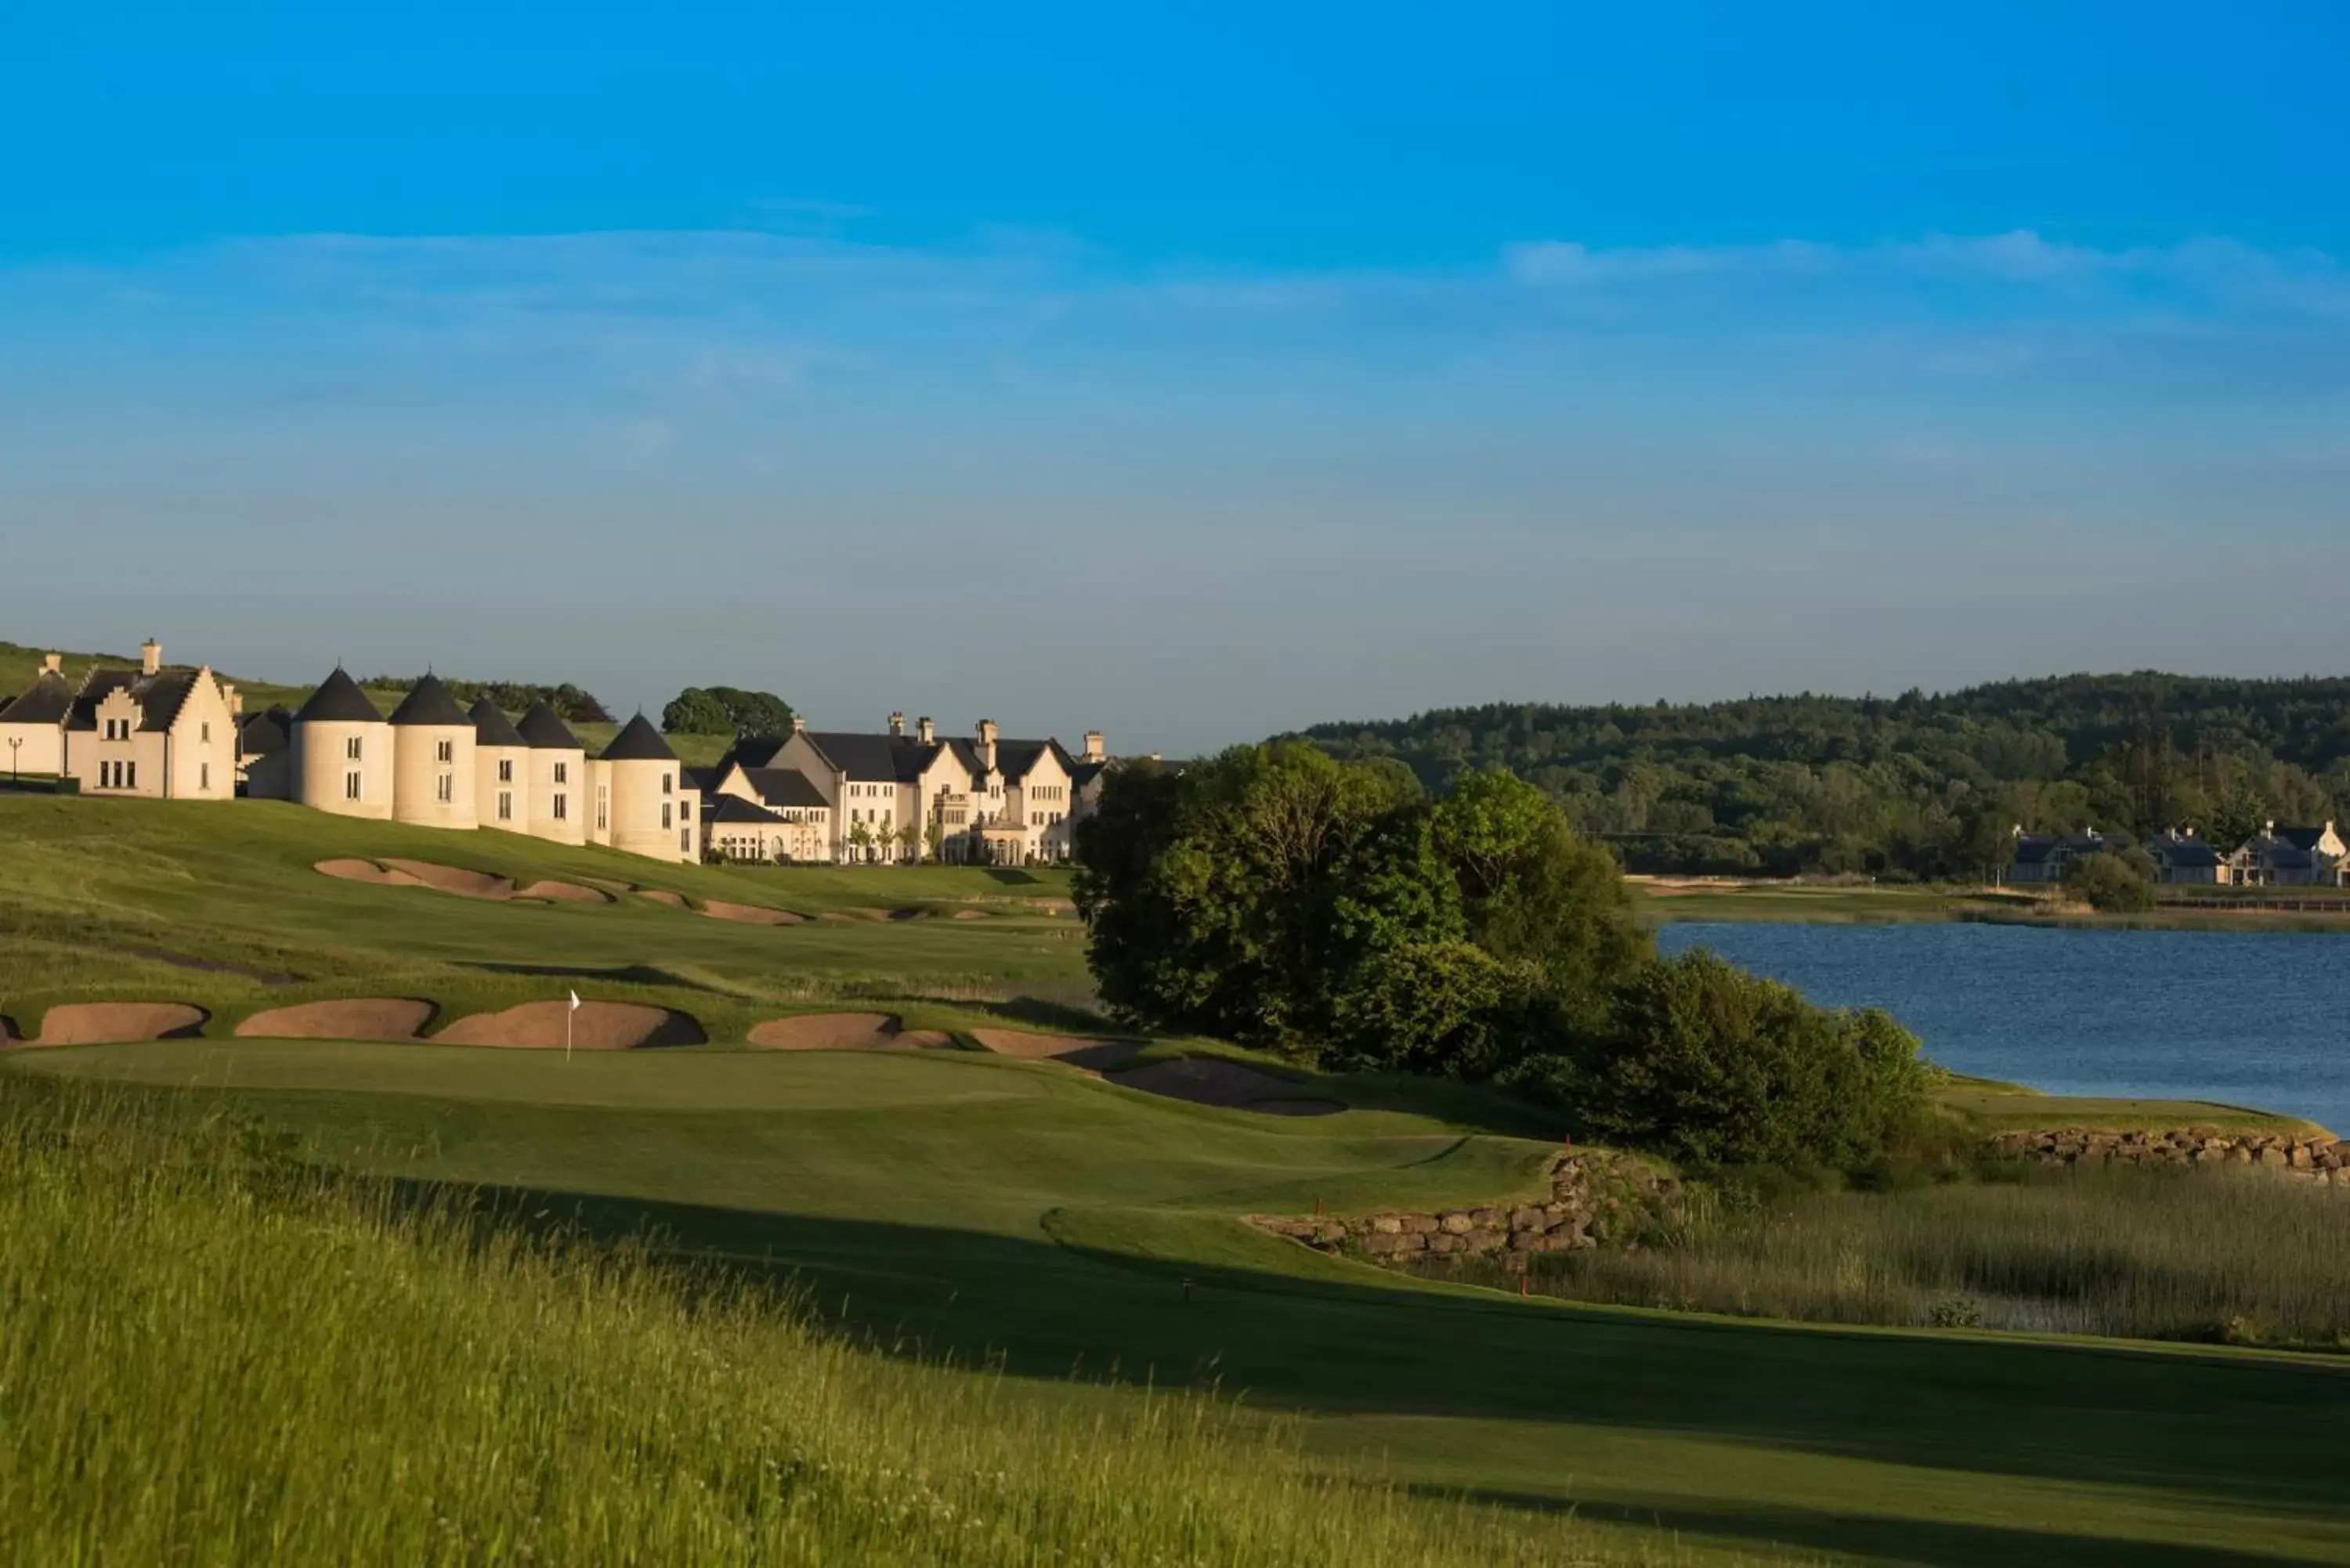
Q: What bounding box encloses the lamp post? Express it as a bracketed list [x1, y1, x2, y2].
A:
[6, 736, 18, 782]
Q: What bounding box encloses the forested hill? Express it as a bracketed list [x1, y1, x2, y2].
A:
[1292, 674, 2350, 879]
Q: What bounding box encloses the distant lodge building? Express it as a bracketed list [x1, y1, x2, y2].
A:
[2, 644, 1110, 868]
[2007, 823, 2350, 889]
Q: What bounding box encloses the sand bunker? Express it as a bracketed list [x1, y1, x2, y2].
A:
[34, 1002, 210, 1046]
[700, 899, 804, 926]
[380, 859, 517, 899]
[235, 999, 436, 1041]
[1109, 1058, 1345, 1116]
[949, 908, 990, 920]
[970, 1028, 1141, 1072]
[315, 858, 424, 887]
[432, 1001, 705, 1050]
[516, 880, 613, 905]
[636, 889, 689, 910]
[747, 1012, 952, 1051]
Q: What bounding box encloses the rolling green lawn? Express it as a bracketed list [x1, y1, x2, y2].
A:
[8, 797, 2350, 1563]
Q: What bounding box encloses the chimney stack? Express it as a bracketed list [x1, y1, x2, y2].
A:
[41, 652, 61, 677]
[888, 711, 905, 736]
[791, 713, 807, 734]
[222, 681, 242, 716]
[141, 638, 162, 677]
[1083, 730, 1104, 762]
[917, 716, 935, 745]
[978, 719, 999, 772]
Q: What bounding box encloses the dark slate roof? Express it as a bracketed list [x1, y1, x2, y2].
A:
[2254, 839, 2317, 871]
[2012, 836, 2057, 865]
[0, 670, 72, 726]
[744, 767, 830, 809]
[2156, 841, 2223, 869]
[803, 731, 928, 782]
[293, 667, 385, 724]
[1070, 759, 1108, 790]
[716, 735, 794, 772]
[67, 667, 201, 734]
[388, 673, 472, 727]
[680, 765, 721, 794]
[996, 738, 1076, 782]
[707, 795, 789, 826]
[238, 710, 291, 757]
[515, 699, 583, 751]
[468, 696, 527, 748]
[600, 712, 677, 762]
[2273, 826, 2334, 852]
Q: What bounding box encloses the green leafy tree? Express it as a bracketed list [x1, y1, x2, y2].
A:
[1428, 769, 1650, 1033]
[662, 688, 734, 735]
[924, 819, 945, 862]
[846, 820, 875, 863]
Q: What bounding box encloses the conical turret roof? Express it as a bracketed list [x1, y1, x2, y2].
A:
[388, 673, 472, 727]
[515, 699, 583, 751]
[600, 712, 677, 762]
[468, 695, 526, 748]
[293, 667, 384, 724]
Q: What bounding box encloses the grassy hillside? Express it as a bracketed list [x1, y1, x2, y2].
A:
[0, 1081, 1627, 1568]
[7, 796, 2350, 1563]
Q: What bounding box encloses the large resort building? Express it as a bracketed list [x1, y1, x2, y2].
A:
[2, 644, 1110, 868]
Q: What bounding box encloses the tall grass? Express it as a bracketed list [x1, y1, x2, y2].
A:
[1480, 1167, 2350, 1347]
[0, 1081, 1687, 1567]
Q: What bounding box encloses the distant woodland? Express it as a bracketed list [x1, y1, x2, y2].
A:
[1295, 674, 2350, 879]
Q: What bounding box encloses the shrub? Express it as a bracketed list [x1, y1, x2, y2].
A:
[1544, 949, 1932, 1173]
[2064, 849, 2156, 912]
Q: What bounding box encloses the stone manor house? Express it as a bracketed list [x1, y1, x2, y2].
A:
[1, 642, 1110, 868]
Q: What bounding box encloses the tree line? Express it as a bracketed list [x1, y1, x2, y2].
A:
[1075, 746, 1931, 1176]
[364, 676, 612, 724]
[1291, 673, 2350, 879]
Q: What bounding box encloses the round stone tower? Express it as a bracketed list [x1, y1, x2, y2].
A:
[515, 699, 588, 846]
[598, 713, 691, 862]
[292, 667, 391, 820]
[468, 696, 530, 833]
[388, 674, 478, 830]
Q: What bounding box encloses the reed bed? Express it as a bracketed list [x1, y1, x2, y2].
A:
[1492, 1165, 2350, 1346]
[0, 1081, 1683, 1568]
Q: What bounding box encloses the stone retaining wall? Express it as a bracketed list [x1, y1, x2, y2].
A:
[1249, 1151, 1680, 1273]
[1988, 1127, 2350, 1184]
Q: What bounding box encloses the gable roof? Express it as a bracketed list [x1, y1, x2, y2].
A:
[0, 670, 73, 727]
[1070, 759, 1108, 791]
[238, 710, 291, 757]
[743, 767, 830, 809]
[706, 794, 790, 826]
[388, 673, 472, 727]
[600, 713, 677, 762]
[801, 731, 929, 782]
[515, 700, 583, 751]
[294, 667, 385, 724]
[67, 667, 203, 734]
[996, 737, 1075, 782]
[715, 735, 794, 773]
[2272, 825, 2337, 853]
[468, 696, 527, 748]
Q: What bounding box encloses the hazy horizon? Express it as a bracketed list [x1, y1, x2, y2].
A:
[6, 5, 2345, 756]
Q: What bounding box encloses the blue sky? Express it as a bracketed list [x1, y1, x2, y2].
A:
[4, 3, 2346, 752]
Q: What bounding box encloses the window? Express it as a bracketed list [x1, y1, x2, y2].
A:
[201, 722, 211, 744]
[345, 771, 362, 800]
[552, 793, 568, 822]
[554, 762, 568, 785]
[681, 827, 691, 853]
[596, 789, 609, 831]
[497, 790, 512, 822]
[662, 773, 673, 796]
[680, 800, 691, 821]
[346, 735, 363, 761]
[436, 739, 454, 764]
[125, 762, 136, 790]
[662, 804, 673, 829]
[497, 759, 513, 783]
[201, 763, 210, 791]
[436, 774, 454, 804]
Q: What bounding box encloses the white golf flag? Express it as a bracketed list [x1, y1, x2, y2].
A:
[568, 988, 581, 1011]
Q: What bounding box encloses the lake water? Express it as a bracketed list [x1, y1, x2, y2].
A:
[1656, 922, 2350, 1134]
